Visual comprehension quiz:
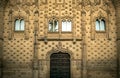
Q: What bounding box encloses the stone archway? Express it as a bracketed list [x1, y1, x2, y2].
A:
[46, 47, 74, 78]
[50, 52, 70, 78]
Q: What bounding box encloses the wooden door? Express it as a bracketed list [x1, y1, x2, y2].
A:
[50, 52, 70, 78]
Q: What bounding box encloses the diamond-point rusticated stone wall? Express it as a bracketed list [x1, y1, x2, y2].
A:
[0, 2, 5, 77]
[113, 0, 120, 77]
[0, 0, 119, 78]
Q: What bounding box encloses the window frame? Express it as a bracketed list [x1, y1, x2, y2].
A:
[48, 19, 59, 33]
[95, 18, 106, 32]
[48, 18, 73, 33]
[61, 19, 72, 32]
[14, 19, 25, 32]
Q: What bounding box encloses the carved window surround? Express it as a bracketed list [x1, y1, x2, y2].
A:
[8, 10, 29, 40]
[43, 16, 77, 43]
[91, 11, 111, 40]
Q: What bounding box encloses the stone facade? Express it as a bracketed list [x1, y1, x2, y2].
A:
[114, 0, 120, 77]
[0, 0, 119, 78]
[0, 0, 9, 77]
[0, 10, 2, 78]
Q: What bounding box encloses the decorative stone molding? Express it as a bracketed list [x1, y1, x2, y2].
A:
[76, 0, 101, 6]
[34, 10, 39, 58]
[25, 10, 30, 40]
[46, 42, 74, 60]
[55, 0, 65, 5]
[91, 8, 110, 40]
[8, 9, 29, 39]
[44, 42, 75, 78]
[81, 10, 87, 39]
[8, 9, 13, 40]
[81, 8, 87, 78]
[44, 16, 59, 41]
[44, 16, 76, 42]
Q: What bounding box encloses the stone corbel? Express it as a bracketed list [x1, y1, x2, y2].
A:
[44, 36, 48, 44]
[73, 38, 76, 44]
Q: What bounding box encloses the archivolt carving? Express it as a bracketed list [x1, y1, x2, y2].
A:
[77, 0, 101, 6]
[90, 0, 100, 5]
[82, 0, 91, 6]
[9, 0, 35, 6]
[97, 11, 107, 19]
[46, 42, 74, 60]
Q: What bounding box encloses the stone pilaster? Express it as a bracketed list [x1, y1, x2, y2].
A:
[81, 9, 87, 78]
[114, 1, 120, 78]
[0, 6, 4, 78]
[33, 11, 39, 78]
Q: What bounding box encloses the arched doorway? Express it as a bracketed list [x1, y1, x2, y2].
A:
[50, 52, 70, 78]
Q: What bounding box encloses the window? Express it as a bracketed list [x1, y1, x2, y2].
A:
[62, 20, 72, 32]
[15, 19, 25, 31]
[48, 18, 72, 33]
[95, 19, 105, 31]
[48, 20, 58, 32]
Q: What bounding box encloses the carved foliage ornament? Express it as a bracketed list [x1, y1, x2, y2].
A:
[77, 0, 112, 6]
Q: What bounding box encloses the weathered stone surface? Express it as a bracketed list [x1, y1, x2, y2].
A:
[0, 0, 120, 78]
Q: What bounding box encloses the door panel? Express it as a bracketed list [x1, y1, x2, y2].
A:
[50, 52, 70, 78]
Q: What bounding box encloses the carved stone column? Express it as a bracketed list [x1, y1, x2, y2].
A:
[105, 3, 111, 40]
[8, 10, 13, 39]
[81, 9, 87, 78]
[33, 27, 39, 78]
[33, 11, 39, 78]
[90, 9, 95, 40]
[25, 21, 29, 39]
[0, 6, 4, 78]
[33, 60, 39, 78]
[114, 1, 120, 78]
[0, 41, 2, 78]
[25, 11, 30, 40]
